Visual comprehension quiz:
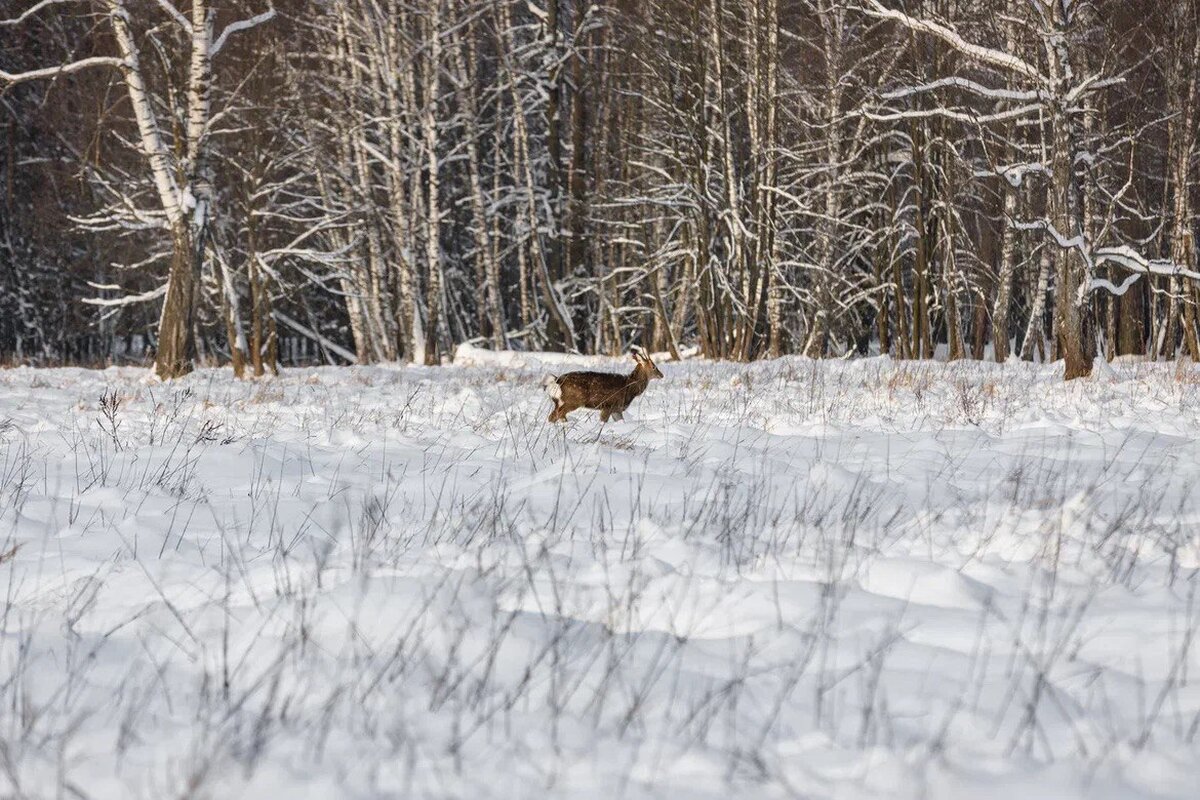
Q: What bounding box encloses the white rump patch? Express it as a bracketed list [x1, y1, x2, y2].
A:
[542, 374, 562, 400]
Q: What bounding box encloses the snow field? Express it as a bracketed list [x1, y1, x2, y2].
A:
[2, 355, 1200, 798]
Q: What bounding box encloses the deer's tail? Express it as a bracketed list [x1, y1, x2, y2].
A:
[541, 374, 562, 401]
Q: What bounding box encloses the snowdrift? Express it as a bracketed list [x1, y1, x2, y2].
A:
[1, 356, 1199, 798]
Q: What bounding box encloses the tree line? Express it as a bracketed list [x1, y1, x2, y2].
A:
[1, 0, 1196, 380]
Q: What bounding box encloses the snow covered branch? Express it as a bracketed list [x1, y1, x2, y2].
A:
[861, 0, 1043, 83]
[881, 76, 1041, 102]
[1094, 246, 1200, 283]
[272, 310, 357, 363]
[211, 6, 276, 58]
[81, 282, 168, 307]
[149, 0, 191, 32]
[0, 57, 126, 85]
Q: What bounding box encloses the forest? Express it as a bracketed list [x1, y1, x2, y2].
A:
[1, 0, 1196, 380]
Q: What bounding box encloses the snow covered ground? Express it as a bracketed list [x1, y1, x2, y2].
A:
[3, 353, 1200, 798]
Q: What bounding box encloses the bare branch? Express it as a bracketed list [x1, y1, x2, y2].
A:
[0, 0, 82, 27]
[0, 57, 125, 86]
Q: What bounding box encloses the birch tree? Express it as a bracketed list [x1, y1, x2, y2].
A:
[0, 0, 275, 378]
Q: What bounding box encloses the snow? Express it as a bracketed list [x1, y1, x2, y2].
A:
[2, 355, 1200, 798]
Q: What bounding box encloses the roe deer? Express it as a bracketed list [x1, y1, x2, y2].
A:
[543, 346, 664, 423]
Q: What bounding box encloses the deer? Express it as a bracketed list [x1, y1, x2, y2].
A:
[542, 346, 664, 423]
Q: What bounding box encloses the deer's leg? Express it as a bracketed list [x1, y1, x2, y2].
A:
[612, 410, 624, 422]
[599, 409, 611, 423]
[557, 401, 582, 422]
[548, 402, 567, 423]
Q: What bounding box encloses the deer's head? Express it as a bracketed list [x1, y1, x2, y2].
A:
[630, 346, 664, 380]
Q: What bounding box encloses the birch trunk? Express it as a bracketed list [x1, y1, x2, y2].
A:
[1168, 7, 1200, 361]
[1046, 13, 1090, 379]
[991, 0, 1020, 363]
[421, 0, 443, 365]
[105, 0, 198, 378]
[1021, 245, 1052, 361]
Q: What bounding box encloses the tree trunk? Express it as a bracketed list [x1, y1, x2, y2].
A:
[1168, 14, 1200, 361]
[940, 197, 965, 361]
[421, 0, 443, 365]
[450, 18, 505, 350]
[1021, 245, 1051, 360]
[993, 186, 1018, 361]
[156, 222, 199, 378]
[106, 0, 196, 377]
[1046, 8, 1091, 380]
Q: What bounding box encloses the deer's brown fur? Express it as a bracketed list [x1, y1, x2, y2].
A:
[544, 347, 664, 423]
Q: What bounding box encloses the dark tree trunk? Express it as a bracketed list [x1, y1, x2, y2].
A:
[155, 222, 199, 379]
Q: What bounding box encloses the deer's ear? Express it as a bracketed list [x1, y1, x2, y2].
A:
[630, 345, 647, 362]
